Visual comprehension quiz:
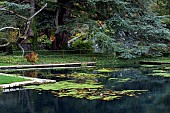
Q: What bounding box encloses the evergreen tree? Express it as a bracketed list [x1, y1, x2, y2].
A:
[82, 0, 170, 58]
[1, 0, 169, 58]
[35, 0, 170, 58]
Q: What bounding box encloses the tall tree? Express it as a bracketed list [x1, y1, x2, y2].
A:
[72, 0, 170, 58]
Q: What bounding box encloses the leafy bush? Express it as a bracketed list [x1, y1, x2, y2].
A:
[72, 39, 94, 53]
[25, 51, 39, 64]
[38, 34, 51, 49]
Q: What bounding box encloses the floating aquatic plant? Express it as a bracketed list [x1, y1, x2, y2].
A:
[51, 73, 106, 82]
[140, 65, 158, 68]
[94, 68, 114, 73]
[25, 80, 104, 91]
[149, 73, 170, 77]
[164, 66, 170, 70]
[25, 80, 147, 101]
[109, 78, 131, 82]
[152, 70, 167, 73]
[71, 73, 106, 82]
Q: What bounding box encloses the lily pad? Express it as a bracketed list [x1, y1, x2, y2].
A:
[152, 70, 167, 73]
[94, 68, 114, 73]
[164, 67, 170, 70]
[148, 73, 170, 77]
[25, 80, 104, 91]
[25, 80, 147, 101]
[86, 95, 101, 100]
[71, 73, 106, 80]
[69, 73, 106, 84]
[109, 78, 131, 82]
[102, 96, 121, 101]
[140, 65, 157, 68]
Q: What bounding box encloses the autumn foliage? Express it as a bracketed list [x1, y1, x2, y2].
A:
[25, 51, 38, 64]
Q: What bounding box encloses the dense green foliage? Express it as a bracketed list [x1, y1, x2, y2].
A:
[80, 0, 170, 58]
[0, 1, 29, 28]
[0, 0, 170, 58]
[152, 0, 170, 30]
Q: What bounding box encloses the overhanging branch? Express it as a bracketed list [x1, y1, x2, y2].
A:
[0, 3, 47, 57]
[0, 8, 28, 20]
[28, 3, 47, 20]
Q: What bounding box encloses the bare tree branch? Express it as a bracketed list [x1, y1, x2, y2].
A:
[0, 8, 28, 20]
[17, 3, 48, 43]
[0, 3, 47, 57]
[17, 3, 47, 57]
[28, 3, 47, 20]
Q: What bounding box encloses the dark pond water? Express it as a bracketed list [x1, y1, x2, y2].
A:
[0, 67, 170, 113]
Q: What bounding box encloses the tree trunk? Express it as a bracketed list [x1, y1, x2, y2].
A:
[55, 9, 60, 29]
[30, 0, 35, 37]
[51, 0, 72, 50]
[30, 0, 38, 51]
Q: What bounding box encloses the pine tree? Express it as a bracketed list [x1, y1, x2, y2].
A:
[82, 0, 170, 58]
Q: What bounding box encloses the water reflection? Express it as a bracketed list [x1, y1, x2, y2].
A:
[0, 67, 170, 113]
[0, 85, 170, 113]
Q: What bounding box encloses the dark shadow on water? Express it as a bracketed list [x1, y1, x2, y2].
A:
[0, 86, 170, 113]
[0, 67, 170, 113]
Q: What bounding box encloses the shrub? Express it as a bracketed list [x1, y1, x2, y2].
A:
[25, 51, 38, 64]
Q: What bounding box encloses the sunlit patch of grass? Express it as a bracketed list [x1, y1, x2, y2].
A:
[0, 74, 29, 84]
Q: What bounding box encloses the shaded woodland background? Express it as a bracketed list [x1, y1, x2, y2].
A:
[0, 0, 170, 58]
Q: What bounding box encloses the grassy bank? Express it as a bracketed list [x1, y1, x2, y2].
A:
[0, 74, 29, 84]
[0, 51, 169, 67]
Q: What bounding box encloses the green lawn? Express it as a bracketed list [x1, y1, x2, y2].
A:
[0, 51, 169, 68]
[0, 75, 29, 84]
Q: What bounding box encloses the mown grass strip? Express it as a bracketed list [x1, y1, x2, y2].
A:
[0, 74, 29, 84]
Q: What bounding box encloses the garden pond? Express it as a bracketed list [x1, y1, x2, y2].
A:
[0, 64, 170, 113]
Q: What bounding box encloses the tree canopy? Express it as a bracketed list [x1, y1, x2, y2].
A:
[0, 0, 170, 58]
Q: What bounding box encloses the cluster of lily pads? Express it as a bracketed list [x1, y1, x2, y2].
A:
[25, 68, 148, 101]
[141, 64, 170, 78]
[25, 80, 147, 101]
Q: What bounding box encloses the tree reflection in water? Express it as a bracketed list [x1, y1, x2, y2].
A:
[0, 67, 170, 113]
[0, 85, 169, 113]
